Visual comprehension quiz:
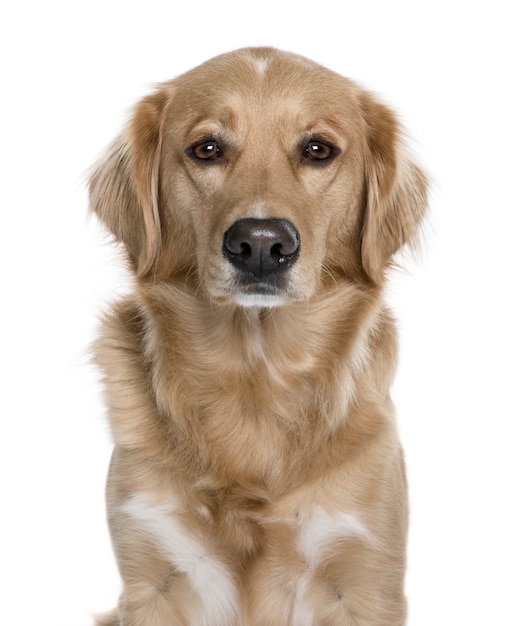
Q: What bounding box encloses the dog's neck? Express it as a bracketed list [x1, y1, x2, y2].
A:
[138, 279, 393, 411]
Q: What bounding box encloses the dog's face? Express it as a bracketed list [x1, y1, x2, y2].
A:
[90, 48, 427, 306]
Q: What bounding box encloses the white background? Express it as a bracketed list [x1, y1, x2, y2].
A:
[1, 1, 520, 624]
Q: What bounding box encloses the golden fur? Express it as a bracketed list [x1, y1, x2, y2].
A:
[90, 47, 428, 625]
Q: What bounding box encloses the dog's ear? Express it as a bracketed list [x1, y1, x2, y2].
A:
[360, 93, 428, 283]
[89, 90, 168, 277]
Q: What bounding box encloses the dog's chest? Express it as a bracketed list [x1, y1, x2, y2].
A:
[184, 363, 320, 483]
[142, 307, 368, 484]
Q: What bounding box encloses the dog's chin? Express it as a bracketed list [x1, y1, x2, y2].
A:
[231, 292, 288, 308]
[207, 284, 295, 308]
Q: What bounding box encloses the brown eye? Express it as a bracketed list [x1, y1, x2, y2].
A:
[304, 140, 336, 162]
[190, 140, 222, 161]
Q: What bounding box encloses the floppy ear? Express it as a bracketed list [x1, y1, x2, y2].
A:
[89, 90, 168, 277]
[360, 93, 429, 282]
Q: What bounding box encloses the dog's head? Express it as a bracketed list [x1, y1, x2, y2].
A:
[90, 47, 428, 306]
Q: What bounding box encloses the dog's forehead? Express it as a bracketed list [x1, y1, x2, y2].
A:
[184, 48, 349, 98]
[167, 48, 361, 127]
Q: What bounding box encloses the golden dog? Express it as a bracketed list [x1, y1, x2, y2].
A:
[90, 47, 428, 625]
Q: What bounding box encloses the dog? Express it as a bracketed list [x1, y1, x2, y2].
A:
[89, 47, 428, 625]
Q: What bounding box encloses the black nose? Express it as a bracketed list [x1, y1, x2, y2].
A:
[223, 218, 300, 279]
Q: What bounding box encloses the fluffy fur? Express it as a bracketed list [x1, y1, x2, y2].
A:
[90, 47, 428, 625]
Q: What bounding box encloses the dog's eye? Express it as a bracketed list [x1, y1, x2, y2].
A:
[304, 140, 336, 162]
[190, 140, 222, 161]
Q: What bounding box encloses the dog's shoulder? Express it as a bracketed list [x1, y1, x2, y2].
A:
[94, 297, 161, 449]
[95, 297, 147, 365]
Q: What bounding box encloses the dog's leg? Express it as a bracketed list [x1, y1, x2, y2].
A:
[243, 508, 407, 626]
[108, 491, 240, 626]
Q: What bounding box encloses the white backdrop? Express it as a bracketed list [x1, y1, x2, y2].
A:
[1, 1, 520, 624]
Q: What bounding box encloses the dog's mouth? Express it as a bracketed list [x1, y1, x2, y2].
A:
[206, 268, 300, 308]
